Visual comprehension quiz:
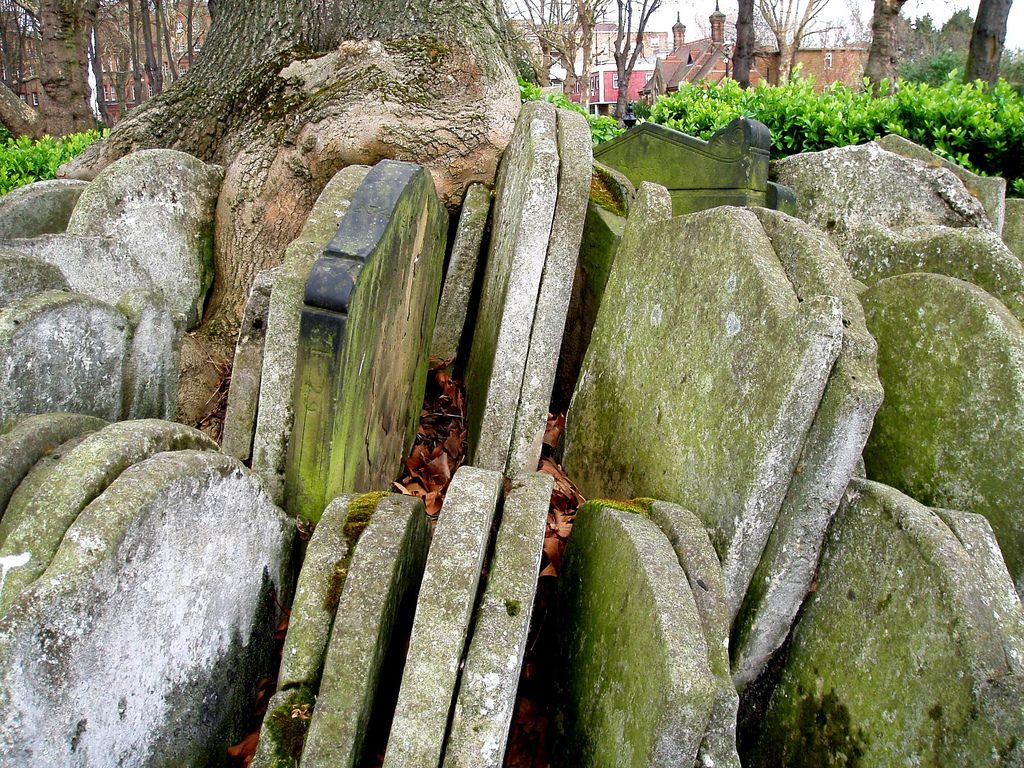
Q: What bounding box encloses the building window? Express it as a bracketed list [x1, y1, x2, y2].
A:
[175, 19, 184, 33]
[177, 40, 186, 53]
[824, 51, 833, 69]
[31, 92, 38, 107]
[19, 93, 26, 102]
[612, 74, 619, 89]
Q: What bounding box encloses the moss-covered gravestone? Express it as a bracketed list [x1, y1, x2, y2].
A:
[862, 272, 1024, 596]
[593, 118, 795, 216]
[1005, 199, 1024, 262]
[553, 500, 715, 767]
[750, 479, 1024, 767]
[0, 250, 69, 308]
[284, 160, 446, 522]
[563, 184, 843, 616]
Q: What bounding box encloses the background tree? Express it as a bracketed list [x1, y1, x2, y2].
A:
[611, 0, 660, 121]
[864, 0, 908, 86]
[734, 0, 755, 87]
[965, 0, 1012, 83]
[758, 0, 833, 81]
[897, 10, 973, 84]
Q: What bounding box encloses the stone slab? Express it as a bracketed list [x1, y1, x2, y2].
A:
[0, 249, 68, 308]
[444, 471, 554, 768]
[383, 465, 503, 768]
[66, 149, 223, 330]
[250, 165, 371, 506]
[750, 478, 1024, 767]
[862, 272, 1024, 596]
[465, 101, 559, 474]
[0, 419, 217, 611]
[878, 133, 1006, 235]
[0, 450, 294, 768]
[0, 290, 129, 424]
[117, 289, 180, 420]
[301, 493, 430, 768]
[553, 500, 715, 767]
[562, 185, 843, 617]
[649, 500, 740, 768]
[731, 209, 884, 688]
[0, 413, 106, 522]
[0, 179, 88, 239]
[285, 160, 446, 521]
[431, 182, 491, 364]
[1005, 198, 1024, 262]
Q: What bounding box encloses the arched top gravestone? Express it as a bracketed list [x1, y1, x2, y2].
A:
[285, 160, 446, 522]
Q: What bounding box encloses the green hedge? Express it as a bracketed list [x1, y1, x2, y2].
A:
[0, 130, 106, 196]
[647, 75, 1024, 196]
[519, 78, 623, 145]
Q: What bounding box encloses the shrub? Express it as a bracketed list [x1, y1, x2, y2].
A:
[519, 77, 623, 145]
[0, 130, 106, 197]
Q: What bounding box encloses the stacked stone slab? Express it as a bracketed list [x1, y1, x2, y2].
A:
[0, 249, 69, 306]
[1006, 198, 1024, 261]
[593, 118, 796, 216]
[563, 183, 843, 617]
[0, 449, 294, 767]
[465, 102, 591, 477]
[750, 478, 1024, 767]
[0, 179, 88, 239]
[283, 160, 446, 521]
[861, 271, 1024, 595]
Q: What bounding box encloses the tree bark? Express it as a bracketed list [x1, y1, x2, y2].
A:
[734, 0, 755, 87]
[613, 0, 661, 121]
[139, 0, 160, 94]
[156, 0, 176, 82]
[127, 0, 146, 103]
[965, 0, 1011, 84]
[864, 0, 907, 87]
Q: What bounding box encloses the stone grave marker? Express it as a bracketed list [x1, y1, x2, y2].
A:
[861, 271, 1024, 595]
[1005, 198, 1024, 261]
[750, 479, 1024, 767]
[383, 465, 503, 768]
[0, 419, 217, 610]
[563, 184, 843, 616]
[284, 159, 446, 521]
[0, 249, 68, 307]
[0, 179, 88, 239]
[553, 500, 715, 767]
[730, 209, 883, 688]
[430, 182, 491, 365]
[0, 450, 294, 767]
[594, 117, 796, 216]
[117, 288, 180, 420]
[250, 164, 370, 505]
[444, 471, 554, 768]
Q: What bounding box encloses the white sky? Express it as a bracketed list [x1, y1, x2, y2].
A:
[646, 0, 1024, 51]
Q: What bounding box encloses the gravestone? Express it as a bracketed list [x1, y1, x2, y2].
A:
[431, 182, 491, 365]
[0, 419, 217, 611]
[250, 165, 370, 505]
[285, 159, 446, 521]
[0, 291, 129, 424]
[593, 118, 796, 216]
[383, 465, 503, 768]
[0, 450, 294, 767]
[66, 149, 223, 329]
[0, 179, 88, 239]
[731, 209, 883, 688]
[117, 289, 179, 420]
[553, 500, 715, 768]
[1005, 198, 1024, 261]
[563, 184, 843, 616]
[0, 250, 68, 307]
[445, 471, 554, 768]
[750, 479, 1024, 767]
[861, 272, 1024, 595]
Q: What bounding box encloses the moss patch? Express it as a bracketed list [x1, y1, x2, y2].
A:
[260, 685, 317, 768]
[584, 497, 654, 518]
[590, 165, 629, 217]
[343, 491, 387, 548]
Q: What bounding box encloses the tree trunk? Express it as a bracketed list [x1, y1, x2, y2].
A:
[777, 38, 796, 81]
[32, 0, 96, 136]
[128, 0, 146, 103]
[965, 0, 1011, 84]
[185, 0, 194, 69]
[60, 0, 520, 424]
[576, 0, 594, 108]
[864, 0, 907, 87]
[735, 0, 755, 87]
[139, 0, 161, 94]
[89, 0, 112, 128]
[156, 0, 177, 82]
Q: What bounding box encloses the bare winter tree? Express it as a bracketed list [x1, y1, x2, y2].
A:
[758, 0, 832, 81]
[734, 0, 755, 87]
[864, 0, 908, 86]
[611, 0, 660, 121]
[965, 0, 1012, 83]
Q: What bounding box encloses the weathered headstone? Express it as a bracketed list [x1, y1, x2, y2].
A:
[0, 291, 129, 424]
[250, 165, 370, 505]
[444, 471, 554, 768]
[299, 493, 429, 768]
[285, 159, 446, 521]
[66, 149, 223, 329]
[1005, 198, 1024, 261]
[0, 419, 217, 610]
[0, 450, 294, 767]
[117, 289, 180, 420]
[749, 479, 1024, 767]
[731, 209, 883, 688]
[877, 133, 1006, 234]
[563, 184, 843, 616]
[861, 271, 1024, 595]
[594, 117, 796, 216]
[0, 249, 68, 307]
[430, 182, 491, 365]
[0, 179, 88, 239]
[553, 500, 715, 767]
[383, 465, 503, 768]
[465, 101, 558, 474]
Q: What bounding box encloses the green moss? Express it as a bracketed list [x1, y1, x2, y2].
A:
[385, 35, 451, 63]
[590, 165, 629, 217]
[261, 686, 317, 767]
[343, 491, 387, 548]
[505, 598, 521, 617]
[322, 561, 349, 614]
[585, 498, 654, 517]
[770, 689, 867, 768]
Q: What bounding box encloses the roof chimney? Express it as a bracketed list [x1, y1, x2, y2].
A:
[710, 1, 726, 44]
[672, 12, 685, 50]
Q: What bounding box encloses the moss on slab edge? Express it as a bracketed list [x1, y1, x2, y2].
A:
[320, 491, 387, 613]
[259, 685, 317, 768]
[583, 498, 655, 517]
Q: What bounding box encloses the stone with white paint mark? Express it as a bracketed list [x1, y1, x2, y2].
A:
[117, 289, 180, 420]
[0, 450, 294, 767]
[383, 465, 503, 768]
[0, 179, 88, 239]
[445, 471, 554, 768]
[563, 185, 843, 617]
[0, 249, 68, 308]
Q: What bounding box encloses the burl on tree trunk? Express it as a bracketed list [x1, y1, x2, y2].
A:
[60, 0, 521, 426]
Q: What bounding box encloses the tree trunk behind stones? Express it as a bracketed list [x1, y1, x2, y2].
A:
[60, 0, 520, 426]
[864, 0, 907, 87]
[128, 0, 146, 104]
[139, 0, 161, 94]
[965, 0, 1011, 84]
[734, 0, 755, 87]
